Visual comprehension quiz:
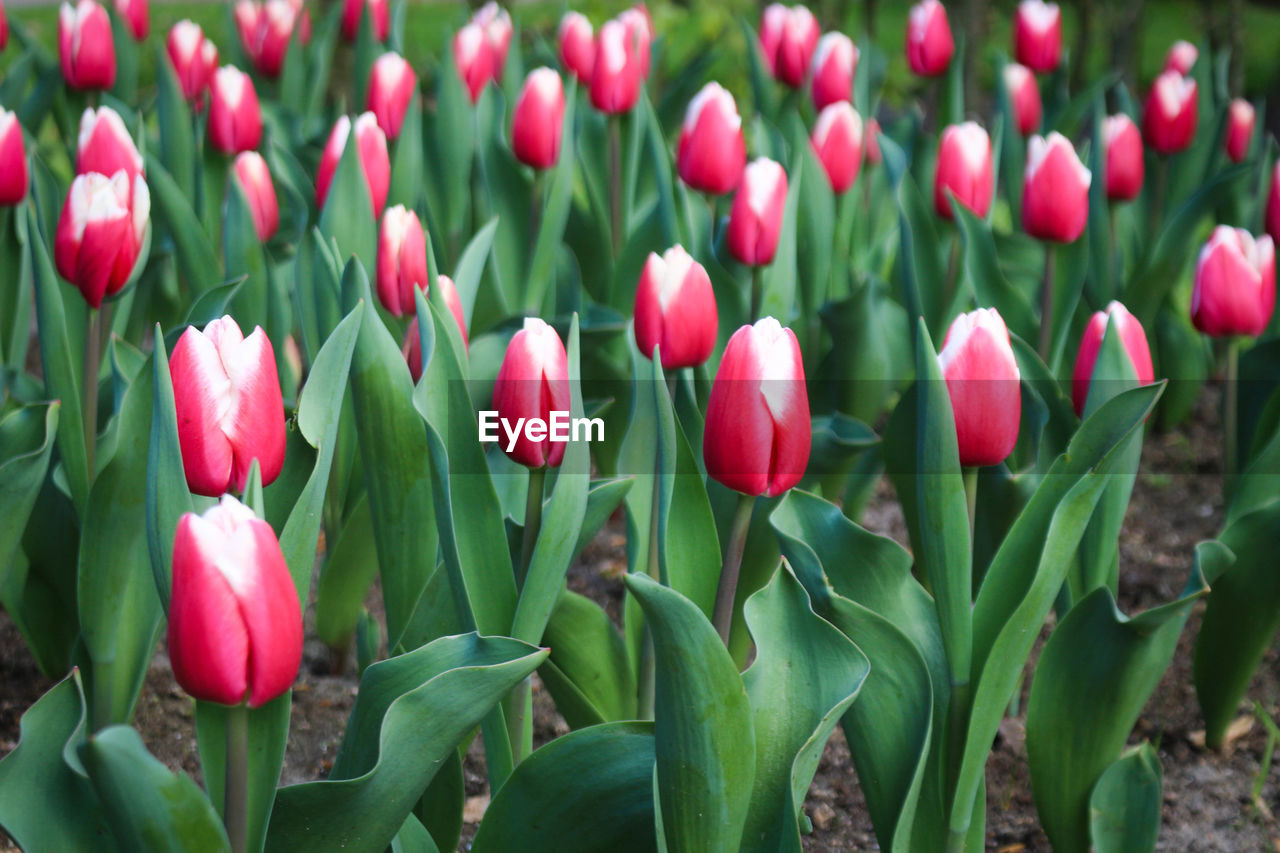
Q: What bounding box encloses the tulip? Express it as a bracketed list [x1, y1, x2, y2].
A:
[1225, 99, 1255, 164]
[1163, 40, 1197, 75]
[634, 245, 718, 369]
[491, 318, 571, 469]
[316, 113, 390, 218]
[0, 109, 27, 206]
[170, 315, 287, 496]
[1071, 301, 1154, 416]
[232, 151, 279, 242]
[558, 11, 594, 83]
[727, 158, 788, 267]
[1022, 132, 1090, 243]
[403, 274, 469, 380]
[473, 1, 513, 79]
[341, 0, 388, 43]
[934, 121, 994, 220]
[1003, 62, 1041, 137]
[207, 66, 263, 155]
[366, 51, 417, 140]
[589, 17, 643, 114]
[703, 316, 810, 497]
[1103, 113, 1144, 201]
[865, 117, 883, 166]
[113, 0, 147, 41]
[1143, 70, 1197, 155]
[511, 67, 566, 170]
[1192, 226, 1276, 338]
[167, 21, 219, 104]
[758, 4, 819, 88]
[168, 495, 302, 708]
[76, 107, 143, 184]
[452, 23, 494, 103]
[905, 0, 954, 77]
[376, 205, 428, 316]
[619, 5, 652, 80]
[235, 0, 309, 78]
[59, 1, 116, 91]
[1266, 162, 1280, 248]
[810, 102, 863, 194]
[54, 171, 149, 308]
[938, 307, 1021, 468]
[677, 82, 746, 195]
[809, 32, 857, 111]
[1013, 0, 1060, 73]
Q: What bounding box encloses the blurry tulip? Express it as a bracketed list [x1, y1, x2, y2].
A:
[589, 17, 643, 114]
[1143, 70, 1197, 155]
[366, 51, 417, 140]
[810, 102, 863, 194]
[235, 0, 309, 78]
[76, 107, 143, 183]
[558, 11, 594, 83]
[1022, 132, 1090, 243]
[232, 151, 279, 242]
[1163, 40, 1197, 75]
[452, 23, 494, 103]
[1225, 98, 1255, 163]
[677, 82, 746, 195]
[865, 117, 883, 166]
[938, 307, 1021, 467]
[473, 1, 513, 78]
[1013, 0, 1060, 73]
[113, 0, 147, 41]
[727, 158, 788, 266]
[376, 205, 428, 317]
[1071, 301, 1154, 416]
[1103, 113, 1144, 201]
[1192, 226, 1276, 338]
[492, 318, 571, 468]
[1003, 62, 1041, 137]
[167, 21, 219, 104]
[316, 113, 390, 217]
[511, 67, 566, 170]
[207, 65, 262, 155]
[809, 32, 857, 111]
[54, 171, 149, 308]
[634, 245, 718, 369]
[403, 274, 468, 381]
[905, 0, 953, 77]
[59, 1, 115, 91]
[758, 4, 819, 88]
[341, 0, 387, 43]
[934, 121, 994, 219]
[619, 5, 652, 79]
[0, 109, 27, 206]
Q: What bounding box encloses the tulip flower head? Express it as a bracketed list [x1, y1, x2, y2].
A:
[934, 121, 994, 220]
[473, 1, 513, 78]
[366, 51, 418, 140]
[491, 318, 572, 469]
[0, 109, 28, 206]
[167, 21, 219, 105]
[113, 0, 148, 41]
[590, 17, 644, 114]
[511, 67, 567, 170]
[76, 107, 143, 183]
[1003, 62, 1042, 137]
[1022, 132, 1091, 243]
[558, 12, 594, 83]
[1103, 114, 1144, 201]
[1143, 70, 1197, 155]
[376, 205, 428, 317]
[619, 5, 653, 79]
[54, 170, 149, 308]
[727, 158, 789, 266]
[809, 32, 858, 112]
[232, 151, 279, 242]
[1163, 40, 1198, 75]
[810, 102, 864, 194]
[1071, 301, 1154, 416]
[938, 308, 1021, 468]
[677, 82, 746, 195]
[316, 113, 390, 218]
[59, 0, 116, 91]
[403, 274, 469, 381]
[1225, 99, 1255, 164]
[905, 0, 954, 77]
[634, 245, 719, 370]
[1192, 226, 1276, 338]
[453, 23, 494, 103]
[1013, 0, 1060, 73]
[207, 66, 263, 155]
[341, 0, 388, 42]
[758, 4, 819, 88]
[235, 0, 309, 77]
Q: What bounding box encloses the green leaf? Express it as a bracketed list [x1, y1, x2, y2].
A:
[950, 200, 1037, 343]
[145, 327, 194, 611]
[155, 45, 195, 200]
[525, 83, 577, 314]
[739, 17, 779, 119]
[315, 496, 379, 649]
[450, 217, 498, 330]
[539, 590, 637, 729]
[1088, 744, 1163, 853]
[145, 154, 224, 295]
[431, 34, 477, 246]
[388, 95, 426, 211]
[0, 402, 59, 593]
[224, 178, 271, 335]
[793, 117, 835, 324]
[759, 150, 803, 323]
[319, 127, 378, 280]
[880, 135, 947, 336]
[194, 695, 289, 853]
[1085, 97, 1114, 307]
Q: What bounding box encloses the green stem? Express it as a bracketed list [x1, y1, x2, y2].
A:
[944, 235, 961, 317]
[517, 466, 546, 589]
[83, 305, 103, 479]
[1037, 243, 1056, 362]
[705, 193, 718, 253]
[1147, 156, 1168, 248]
[609, 116, 623, 260]
[1224, 338, 1240, 505]
[945, 827, 968, 853]
[638, 455, 664, 719]
[750, 265, 763, 322]
[711, 494, 756, 647]
[945, 678, 972, 818]
[224, 704, 249, 853]
[962, 466, 977, 547]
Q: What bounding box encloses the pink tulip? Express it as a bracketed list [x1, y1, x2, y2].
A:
[619, 5, 652, 79]
[1022, 132, 1091, 243]
[1192, 226, 1276, 338]
[403, 274, 469, 380]
[809, 32, 857, 111]
[677, 82, 746, 195]
[491, 318, 571, 469]
[866, 117, 883, 166]
[905, 0, 954, 77]
[938, 308, 1021, 467]
[1013, 0, 1060, 73]
[473, 2, 513, 79]
[558, 11, 594, 83]
[235, 0, 309, 78]
[341, 0, 388, 43]
[758, 4, 819, 88]
[727, 158, 788, 266]
[634, 245, 718, 369]
[0, 109, 28, 206]
[1103, 114, 1144, 201]
[589, 17, 644, 114]
[1163, 40, 1197, 75]
[1003, 62, 1041, 137]
[54, 171, 149, 308]
[59, 1, 116, 91]
[366, 52, 417, 140]
[811, 102, 863, 194]
[1143, 70, 1197, 155]
[1071, 301, 1154, 416]
[511, 67, 566, 170]
[934, 121, 994, 219]
[452, 23, 494, 103]
[1225, 98, 1255, 164]
[167, 21, 219, 104]
[376, 205, 428, 317]
[113, 0, 147, 41]
[207, 66, 263, 155]
[232, 151, 279, 242]
[316, 113, 390, 218]
[76, 107, 143, 184]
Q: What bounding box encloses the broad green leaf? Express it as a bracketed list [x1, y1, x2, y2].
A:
[430, 33, 477, 246]
[793, 116, 835, 326]
[950, 200, 1037, 343]
[224, 178, 271, 335]
[0, 402, 59, 593]
[315, 496, 380, 649]
[155, 45, 195, 200]
[880, 135, 946, 336]
[539, 590, 637, 729]
[1088, 744, 1163, 853]
[451, 217, 498, 330]
[319, 127, 378, 280]
[144, 154, 223, 295]
[759, 149, 803, 323]
[388, 95, 426, 211]
[525, 83, 577, 314]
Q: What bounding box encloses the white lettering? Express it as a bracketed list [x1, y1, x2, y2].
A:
[573, 416, 604, 442]
[550, 410, 569, 441]
[478, 411, 605, 447]
[502, 417, 525, 453]
[478, 410, 498, 442]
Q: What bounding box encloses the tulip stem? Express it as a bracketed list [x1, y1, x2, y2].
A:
[750, 265, 763, 321]
[1224, 338, 1240, 505]
[517, 466, 546, 589]
[944, 236, 961, 317]
[712, 493, 756, 647]
[82, 302, 110, 479]
[609, 116, 623, 260]
[224, 704, 249, 853]
[1037, 243, 1055, 362]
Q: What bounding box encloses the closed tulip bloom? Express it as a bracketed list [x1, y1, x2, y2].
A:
[59, 1, 115, 91]
[492, 318, 571, 468]
[113, 0, 147, 40]
[728, 158, 788, 266]
[1022, 132, 1091, 243]
[1013, 0, 1060, 73]
[366, 52, 417, 140]
[865, 117, 883, 166]
[473, 1, 513, 78]
[235, 0, 308, 78]
[1003, 63, 1041, 137]
[619, 6, 652, 79]
[1103, 114, 1144, 201]
[938, 308, 1021, 467]
[1163, 40, 1197, 75]
[558, 12, 594, 83]
[1071, 301, 1154, 416]
[0, 109, 27, 206]
[232, 151, 279, 242]
[934, 121, 994, 219]
[1266, 163, 1280, 247]
[316, 113, 390, 218]
[376, 205, 428, 316]
[590, 17, 643, 114]
[811, 102, 863, 194]
[677, 82, 746, 195]
[403, 274, 468, 380]
[757, 4, 818, 88]
[341, 0, 388, 42]
[207, 66, 262, 155]
[511, 67, 566, 170]
[170, 316, 287, 495]
[54, 171, 149, 308]
[168, 496, 302, 708]
[1143, 70, 1197, 155]
[167, 21, 219, 104]
[634, 245, 718, 369]
[76, 107, 143, 183]
[452, 23, 494, 103]
[809, 32, 857, 111]
[1192, 226, 1276, 338]
[1225, 99, 1255, 164]
[703, 316, 811, 497]
[905, 0, 953, 77]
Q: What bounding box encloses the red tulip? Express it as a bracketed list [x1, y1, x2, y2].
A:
[403, 274, 469, 380]
[1225, 98, 1255, 164]
[167, 20, 219, 104]
[619, 5, 652, 79]
[473, 1, 513, 79]
[341, 0, 388, 43]
[634, 245, 718, 369]
[758, 4, 818, 88]
[511, 67, 566, 170]
[491, 318, 571, 469]
[76, 106, 143, 184]
[113, 0, 147, 41]
[938, 307, 1021, 468]
[703, 316, 811, 497]
[934, 121, 994, 220]
[589, 17, 643, 114]
[558, 12, 594, 83]
[452, 23, 494, 103]
[1071, 301, 1154, 416]
[207, 66, 262, 155]
[727, 158, 788, 266]
[232, 151, 279, 242]
[865, 117, 883, 166]
[1012, 0, 1060, 73]
[1143, 70, 1197, 155]
[376, 205, 428, 317]
[905, 0, 954, 77]
[0, 109, 28, 206]
[811, 102, 863, 194]
[809, 32, 857, 111]
[54, 171, 149, 308]
[1022, 131, 1091, 243]
[1163, 40, 1197, 75]
[1266, 162, 1280, 247]
[316, 113, 390, 218]
[235, 0, 309, 78]
[170, 315, 287, 496]
[59, 1, 116, 91]
[677, 82, 746, 195]
[366, 51, 417, 140]
[1003, 62, 1041, 137]
[1103, 113, 1144, 201]
[168, 496, 302, 708]
[1192, 226, 1276, 338]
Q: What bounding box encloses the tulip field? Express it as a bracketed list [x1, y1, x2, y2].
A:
[4, 0, 1280, 849]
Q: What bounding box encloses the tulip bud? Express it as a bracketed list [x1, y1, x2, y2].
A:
[677, 82, 746, 195]
[59, 1, 116, 91]
[76, 107, 143, 184]
[811, 102, 863, 194]
[1163, 40, 1197, 75]
[170, 316, 287, 496]
[375, 205, 427, 317]
[619, 5, 652, 79]
[341, 0, 388, 43]
[809, 32, 857, 111]
[634, 245, 718, 369]
[113, 0, 147, 41]
[938, 308, 1021, 467]
[1103, 113, 1144, 201]
[1225, 99, 1255, 164]
[452, 23, 494, 104]
[168, 496, 302, 708]
[703, 316, 811, 497]
[473, 1, 513, 79]
[1192, 226, 1276, 338]
[727, 158, 788, 266]
[1143, 70, 1197, 155]
[1022, 132, 1091, 243]
[403, 274, 469, 380]
[590, 17, 643, 114]
[934, 121, 994, 220]
[207, 66, 263, 155]
[1071, 301, 1154, 416]
[54, 171, 149, 308]
[1266, 162, 1280, 247]
[0, 109, 27, 206]
[316, 113, 390, 218]
[167, 21, 219, 104]
[492, 318, 571, 469]
[865, 117, 883, 166]
[512, 67, 566, 170]
[1003, 62, 1041, 137]
[366, 52, 417, 140]
[558, 12, 594, 83]
[232, 151, 279, 242]
[1013, 0, 1060, 73]
[905, 0, 954, 77]
[758, 4, 818, 88]
[235, 0, 309, 78]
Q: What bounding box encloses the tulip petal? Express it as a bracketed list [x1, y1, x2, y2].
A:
[171, 327, 236, 496]
[222, 328, 286, 491]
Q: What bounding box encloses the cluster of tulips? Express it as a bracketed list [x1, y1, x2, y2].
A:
[0, 0, 1279, 851]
